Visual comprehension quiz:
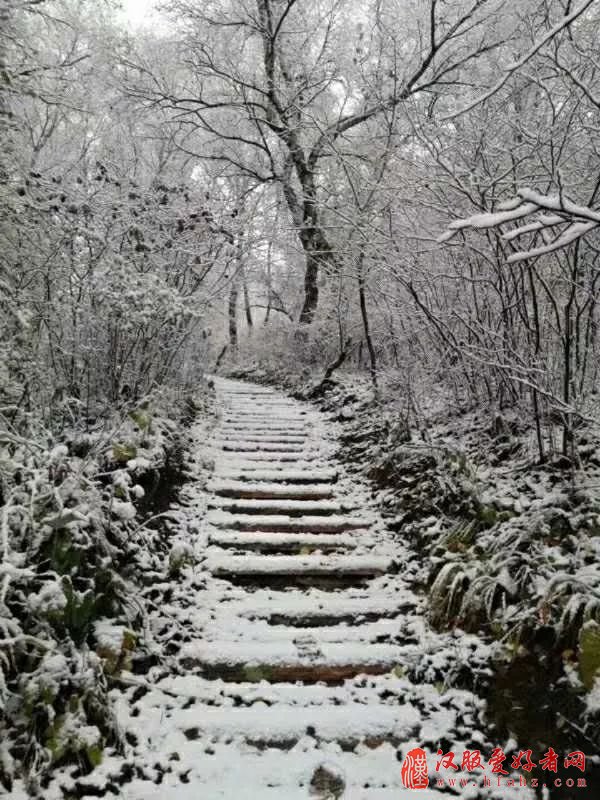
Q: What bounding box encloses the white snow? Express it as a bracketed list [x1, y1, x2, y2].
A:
[214, 467, 338, 482]
[208, 497, 344, 513]
[207, 510, 368, 530]
[207, 553, 392, 575]
[208, 529, 358, 549]
[111, 498, 137, 520]
[180, 639, 410, 668]
[208, 479, 335, 498]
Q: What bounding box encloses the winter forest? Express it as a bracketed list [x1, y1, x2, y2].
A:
[2, 0, 600, 797]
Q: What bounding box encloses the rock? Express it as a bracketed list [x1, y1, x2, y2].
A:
[309, 763, 346, 799]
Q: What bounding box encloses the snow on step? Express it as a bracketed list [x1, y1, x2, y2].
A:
[207, 530, 356, 552]
[207, 554, 392, 577]
[221, 442, 306, 453]
[225, 396, 300, 401]
[221, 424, 307, 432]
[182, 639, 404, 666]
[153, 674, 341, 705]
[224, 400, 300, 408]
[223, 411, 307, 419]
[214, 461, 322, 474]
[208, 480, 334, 499]
[221, 427, 308, 435]
[225, 391, 292, 396]
[221, 432, 308, 440]
[154, 671, 414, 708]
[113, 741, 423, 799]
[238, 595, 410, 623]
[167, 704, 419, 745]
[220, 426, 308, 434]
[218, 385, 274, 394]
[202, 617, 405, 644]
[221, 416, 304, 422]
[208, 498, 344, 514]
[207, 510, 367, 533]
[218, 434, 307, 444]
[219, 432, 308, 441]
[216, 452, 316, 463]
[213, 468, 338, 483]
[225, 411, 303, 417]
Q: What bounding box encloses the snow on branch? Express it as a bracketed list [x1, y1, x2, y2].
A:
[441, 0, 599, 120]
[438, 188, 600, 263]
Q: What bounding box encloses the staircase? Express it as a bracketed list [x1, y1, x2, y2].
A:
[113, 378, 456, 799]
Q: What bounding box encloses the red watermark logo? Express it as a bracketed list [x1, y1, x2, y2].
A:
[400, 747, 587, 790]
[401, 747, 429, 789]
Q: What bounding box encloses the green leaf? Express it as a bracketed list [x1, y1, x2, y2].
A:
[86, 744, 103, 767]
[113, 443, 137, 463]
[122, 629, 137, 651]
[129, 409, 151, 432]
[579, 620, 600, 689]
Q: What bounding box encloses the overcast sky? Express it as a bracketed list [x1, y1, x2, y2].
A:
[120, 0, 161, 29]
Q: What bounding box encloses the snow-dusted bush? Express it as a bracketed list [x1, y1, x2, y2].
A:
[0, 389, 202, 794]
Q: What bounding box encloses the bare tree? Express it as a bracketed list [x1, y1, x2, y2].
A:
[130, 0, 517, 324]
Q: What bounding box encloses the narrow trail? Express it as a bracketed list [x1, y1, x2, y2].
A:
[199, 378, 406, 688]
[110, 378, 507, 800]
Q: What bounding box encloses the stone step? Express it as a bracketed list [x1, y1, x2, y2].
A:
[217, 434, 307, 444]
[221, 424, 307, 432]
[208, 498, 345, 515]
[207, 511, 367, 533]
[221, 390, 274, 395]
[180, 640, 406, 683]
[237, 595, 413, 627]
[164, 704, 419, 748]
[222, 422, 307, 429]
[220, 442, 306, 453]
[153, 672, 399, 706]
[208, 480, 335, 500]
[207, 530, 356, 553]
[213, 468, 338, 484]
[207, 554, 391, 579]
[223, 412, 307, 419]
[225, 407, 302, 414]
[216, 453, 316, 463]
[224, 396, 297, 403]
[202, 617, 405, 645]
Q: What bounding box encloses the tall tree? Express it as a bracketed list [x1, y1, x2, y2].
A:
[131, 0, 515, 323]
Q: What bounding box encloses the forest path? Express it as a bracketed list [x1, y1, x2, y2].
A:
[199, 378, 403, 685]
[110, 379, 492, 799]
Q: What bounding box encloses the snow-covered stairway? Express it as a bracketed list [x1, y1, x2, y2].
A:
[136, 376, 433, 796]
[98, 378, 500, 799]
[197, 378, 402, 683]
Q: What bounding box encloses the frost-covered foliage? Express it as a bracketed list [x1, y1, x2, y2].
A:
[3, 167, 222, 413]
[0, 4, 230, 791]
[0, 0, 238, 425]
[0, 388, 208, 794]
[335, 378, 600, 744]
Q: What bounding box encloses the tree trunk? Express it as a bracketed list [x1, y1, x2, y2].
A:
[242, 266, 253, 328]
[357, 250, 378, 390]
[298, 249, 320, 325]
[295, 197, 334, 325]
[228, 281, 239, 349]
